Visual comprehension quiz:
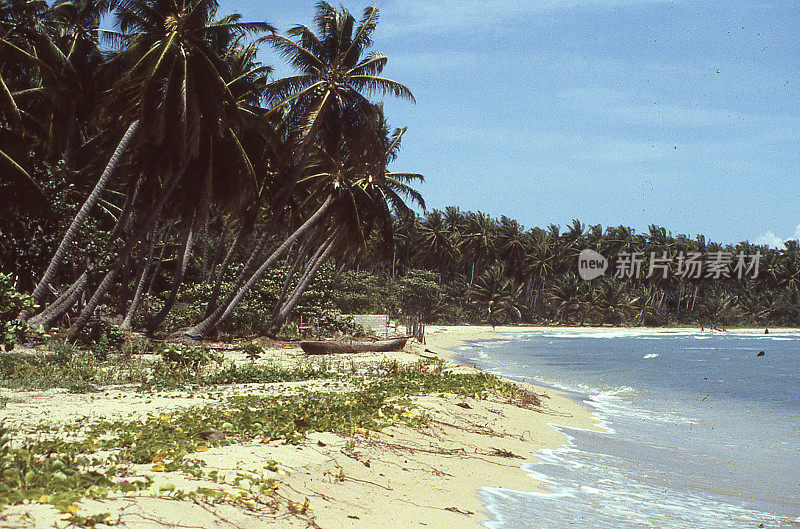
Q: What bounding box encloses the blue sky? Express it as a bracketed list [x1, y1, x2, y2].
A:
[211, 2, 798, 245]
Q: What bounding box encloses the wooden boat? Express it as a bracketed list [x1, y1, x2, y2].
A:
[300, 337, 409, 355]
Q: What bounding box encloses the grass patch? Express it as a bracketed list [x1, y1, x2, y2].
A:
[0, 361, 539, 518]
[0, 340, 337, 393]
[142, 359, 338, 391]
[0, 346, 153, 392]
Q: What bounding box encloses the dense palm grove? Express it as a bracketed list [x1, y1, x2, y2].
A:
[345, 213, 800, 327]
[1, 1, 798, 351]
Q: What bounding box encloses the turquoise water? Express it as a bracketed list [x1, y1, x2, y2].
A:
[455, 331, 800, 528]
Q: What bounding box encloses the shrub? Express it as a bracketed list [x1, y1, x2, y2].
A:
[0, 273, 35, 351]
[393, 269, 440, 322]
[303, 308, 364, 337]
[74, 321, 127, 361]
[157, 343, 223, 371]
[47, 338, 77, 364]
[275, 322, 299, 341]
[242, 341, 264, 362]
[120, 334, 152, 358]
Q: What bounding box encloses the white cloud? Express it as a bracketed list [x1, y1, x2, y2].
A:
[754, 225, 800, 248]
[755, 231, 784, 248]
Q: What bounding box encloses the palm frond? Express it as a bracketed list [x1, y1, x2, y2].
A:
[347, 75, 415, 102]
[342, 6, 379, 67]
[261, 34, 324, 74]
[263, 74, 319, 107]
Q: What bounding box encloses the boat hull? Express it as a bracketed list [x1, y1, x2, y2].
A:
[300, 337, 409, 355]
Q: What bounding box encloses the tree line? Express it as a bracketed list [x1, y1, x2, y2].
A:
[335, 212, 800, 328]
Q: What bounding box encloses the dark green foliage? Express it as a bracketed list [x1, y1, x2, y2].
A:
[393, 269, 441, 320]
[0, 273, 35, 351]
[156, 343, 223, 371]
[75, 321, 127, 361]
[242, 341, 263, 362]
[330, 271, 389, 314]
[343, 212, 800, 327]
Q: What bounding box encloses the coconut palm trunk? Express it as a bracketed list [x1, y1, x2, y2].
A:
[204, 223, 245, 317]
[205, 225, 272, 318]
[268, 239, 312, 326]
[204, 120, 329, 318]
[201, 217, 210, 277]
[24, 120, 140, 319]
[146, 227, 172, 295]
[62, 103, 77, 167]
[111, 177, 143, 240]
[199, 93, 332, 322]
[121, 223, 161, 329]
[35, 271, 90, 331]
[206, 215, 233, 281]
[184, 196, 333, 339]
[67, 167, 182, 338]
[117, 256, 134, 316]
[144, 218, 195, 335]
[267, 235, 336, 337]
[27, 267, 91, 330]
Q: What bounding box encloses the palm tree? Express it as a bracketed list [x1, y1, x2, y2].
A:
[547, 274, 584, 323]
[260, 2, 413, 211]
[468, 265, 523, 326]
[17, 0, 135, 314]
[522, 233, 553, 312]
[0, 1, 62, 238]
[496, 216, 528, 280]
[594, 279, 631, 325]
[264, 108, 423, 336]
[418, 211, 457, 282]
[459, 212, 496, 283]
[390, 210, 418, 277]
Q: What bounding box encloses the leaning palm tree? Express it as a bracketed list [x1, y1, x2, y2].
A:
[184, 2, 415, 339]
[63, 0, 273, 336]
[264, 110, 424, 337]
[17, 0, 132, 314]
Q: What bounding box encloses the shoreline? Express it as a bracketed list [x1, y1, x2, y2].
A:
[446, 325, 800, 527]
[424, 324, 800, 347]
[416, 326, 607, 526]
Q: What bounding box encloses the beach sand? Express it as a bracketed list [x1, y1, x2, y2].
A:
[0, 327, 599, 528]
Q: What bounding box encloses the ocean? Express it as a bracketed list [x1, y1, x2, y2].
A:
[454, 330, 800, 528]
